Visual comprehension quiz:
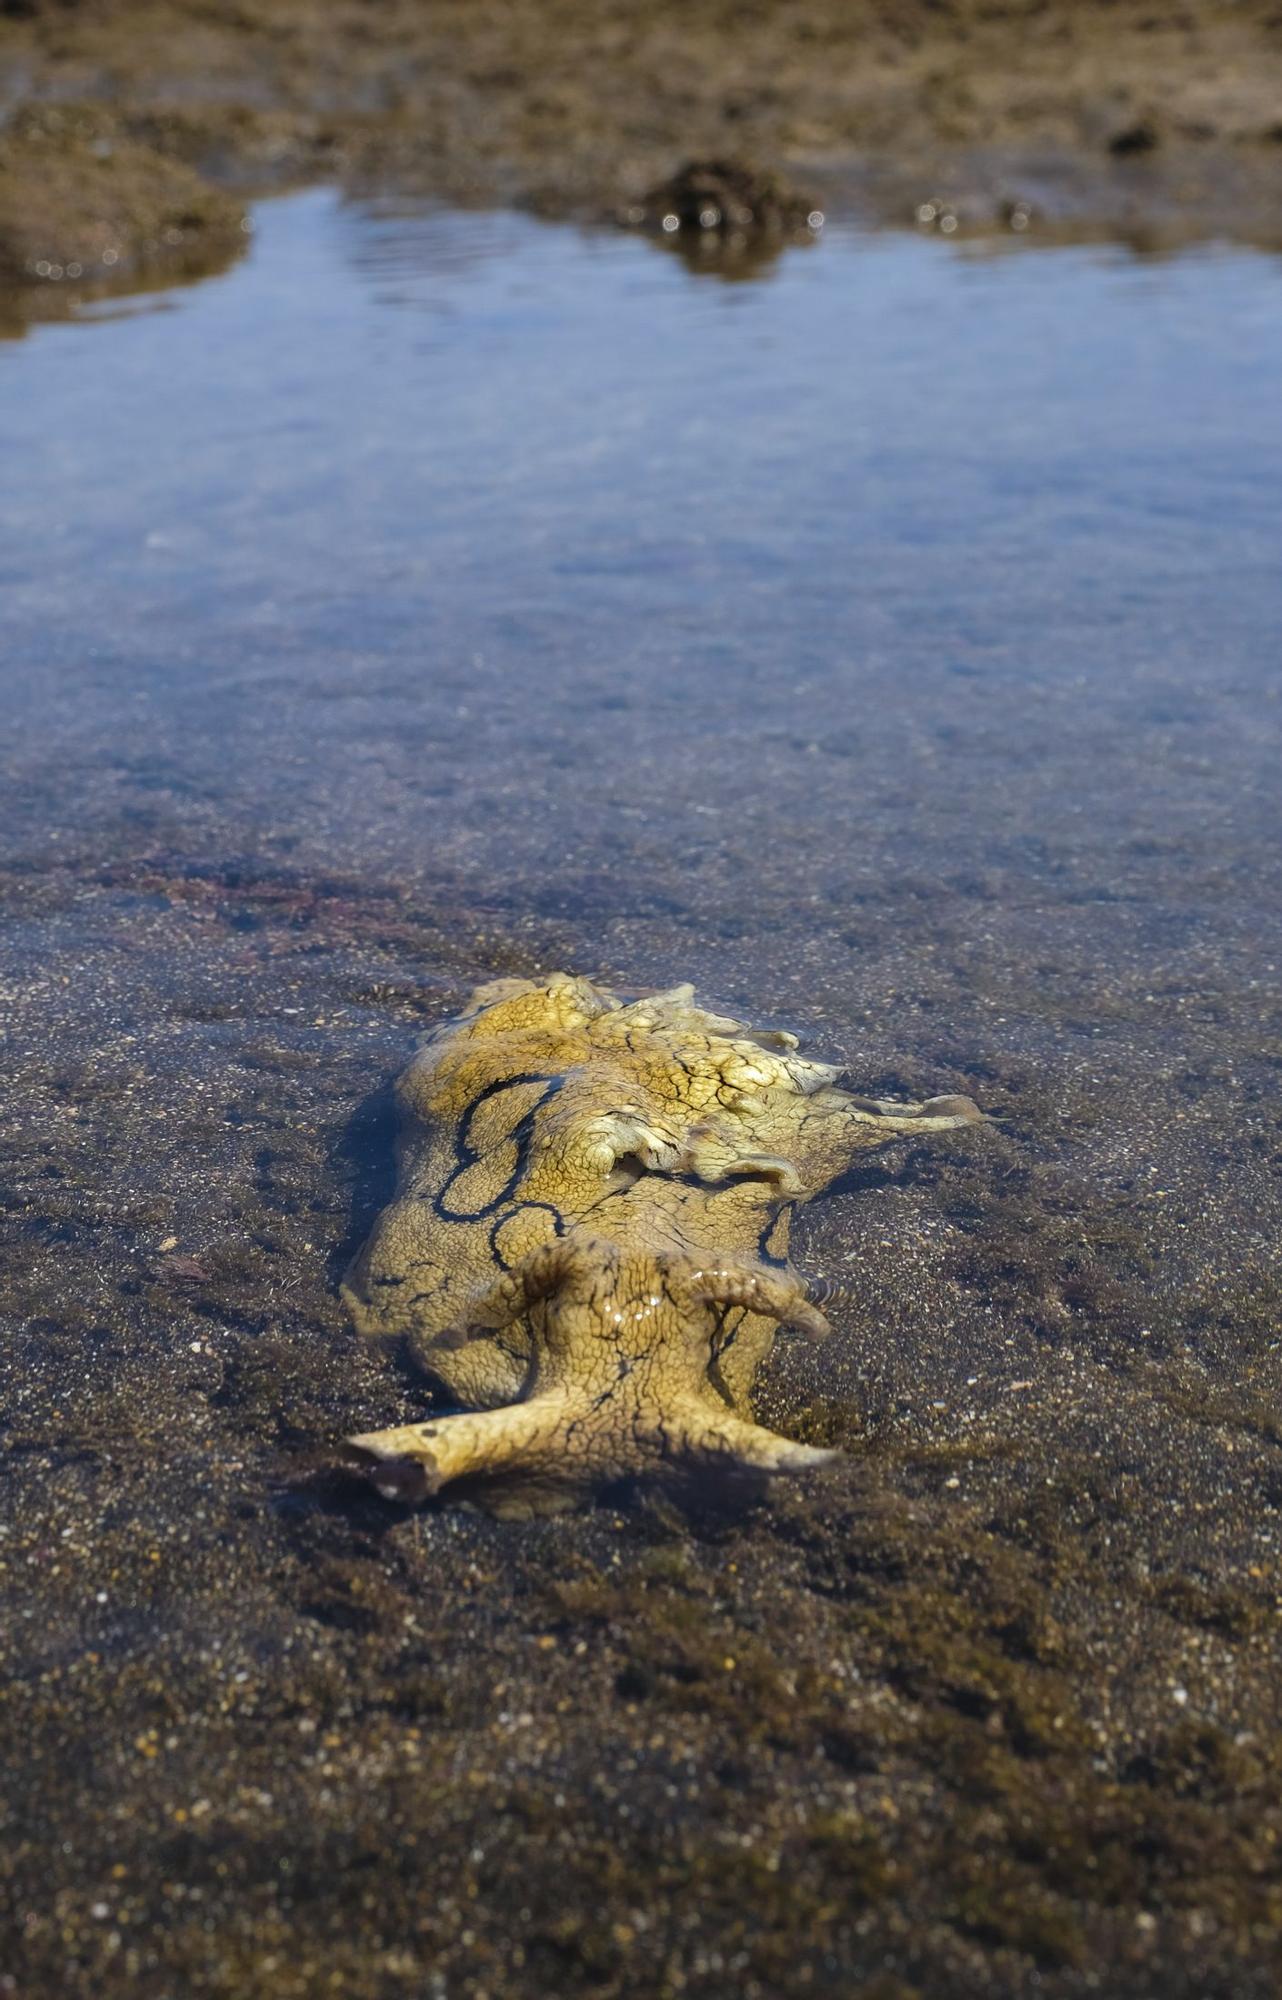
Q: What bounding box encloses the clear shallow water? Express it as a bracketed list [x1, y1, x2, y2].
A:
[2, 190, 1280, 999]
[6, 196, 1282, 2000]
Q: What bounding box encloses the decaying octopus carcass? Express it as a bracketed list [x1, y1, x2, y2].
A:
[341, 974, 981, 1516]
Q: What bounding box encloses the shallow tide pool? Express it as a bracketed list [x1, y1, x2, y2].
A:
[4, 186, 1282, 2000]
[3, 188, 1279, 972]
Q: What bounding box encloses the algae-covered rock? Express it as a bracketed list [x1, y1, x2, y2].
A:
[630, 157, 821, 241]
[0, 104, 246, 289]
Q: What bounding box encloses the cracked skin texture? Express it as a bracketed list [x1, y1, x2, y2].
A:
[342, 974, 981, 1515]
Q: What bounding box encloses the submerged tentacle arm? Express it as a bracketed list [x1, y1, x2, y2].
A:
[686, 1261, 830, 1342]
[677, 1126, 803, 1190]
[664, 1399, 838, 1477]
[764, 1086, 984, 1192]
[842, 1091, 984, 1133]
[429, 1238, 580, 1349]
[345, 1394, 579, 1510]
[346, 1386, 837, 1512]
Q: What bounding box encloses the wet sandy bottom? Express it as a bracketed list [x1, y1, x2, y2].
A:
[2, 196, 1281, 1996]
